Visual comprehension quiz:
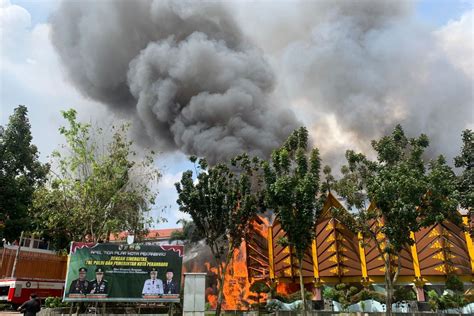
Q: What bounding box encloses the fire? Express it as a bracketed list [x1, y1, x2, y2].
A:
[222, 245, 251, 310]
[276, 282, 299, 296]
[184, 216, 274, 311]
[207, 290, 218, 308]
[202, 242, 270, 311]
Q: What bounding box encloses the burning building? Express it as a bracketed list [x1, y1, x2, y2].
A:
[190, 192, 474, 310]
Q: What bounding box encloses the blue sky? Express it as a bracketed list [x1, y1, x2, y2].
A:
[1, 0, 473, 229]
[416, 0, 472, 26]
[11, 0, 472, 28]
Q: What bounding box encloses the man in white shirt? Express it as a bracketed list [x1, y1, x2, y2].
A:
[142, 268, 163, 296]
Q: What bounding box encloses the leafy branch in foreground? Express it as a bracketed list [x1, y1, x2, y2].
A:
[33, 109, 160, 249]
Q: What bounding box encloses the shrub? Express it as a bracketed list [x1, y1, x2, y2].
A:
[427, 289, 467, 311]
[446, 275, 464, 293]
[322, 284, 360, 310]
[44, 297, 69, 308]
[393, 286, 416, 302]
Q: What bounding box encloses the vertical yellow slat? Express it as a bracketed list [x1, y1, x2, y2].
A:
[267, 227, 275, 279]
[358, 232, 368, 279]
[410, 231, 422, 278]
[311, 239, 320, 279]
[462, 216, 474, 275]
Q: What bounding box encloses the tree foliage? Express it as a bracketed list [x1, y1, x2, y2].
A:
[262, 127, 322, 314]
[323, 284, 360, 310]
[32, 109, 160, 249]
[169, 219, 203, 244]
[175, 154, 261, 316]
[428, 290, 467, 312]
[334, 124, 460, 315]
[0, 105, 49, 242]
[428, 275, 470, 312]
[454, 129, 473, 211]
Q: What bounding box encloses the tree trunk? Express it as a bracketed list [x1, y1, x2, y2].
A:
[298, 260, 307, 316]
[215, 250, 233, 316]
[215, 275, 225, 316]
[384, 256, 393, 316]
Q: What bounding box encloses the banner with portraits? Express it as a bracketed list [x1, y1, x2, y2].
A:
[63, 242, 183, 302]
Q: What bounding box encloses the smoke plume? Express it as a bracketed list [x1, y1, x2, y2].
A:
[232, 0, 473, 166]
[51, 0, 472, 166]
[50, 0, 299, 163]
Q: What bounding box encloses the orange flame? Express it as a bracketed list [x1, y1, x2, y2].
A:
[186, 217, 275, 311]
[276, 282, 299, 295]
[202, 242, 269, 310]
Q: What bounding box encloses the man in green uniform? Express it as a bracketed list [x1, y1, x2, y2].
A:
[89, 267, 109, 295]
[68, 267, 90, 295]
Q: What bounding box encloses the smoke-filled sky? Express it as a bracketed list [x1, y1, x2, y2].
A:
[1, 0, 473, 227]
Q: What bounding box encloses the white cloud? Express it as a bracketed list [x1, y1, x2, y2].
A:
[0, 0, 31, 34]
[0, 0, 31, 63]
[435, 10, 474, 79]
[1, 1, 107, 159]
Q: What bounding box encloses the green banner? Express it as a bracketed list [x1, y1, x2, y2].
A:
[63, 242, 183, 302]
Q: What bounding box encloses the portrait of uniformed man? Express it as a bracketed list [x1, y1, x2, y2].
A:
[68, 267, 90, 295]
[142, 268, 163, 295]
[89, 267, 108, 295]
[163, 268, 178, 294]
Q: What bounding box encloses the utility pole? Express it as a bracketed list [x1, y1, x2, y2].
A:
[11, 231, 23, 278]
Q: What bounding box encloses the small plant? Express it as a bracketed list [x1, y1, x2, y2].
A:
[44, 297, 69, 308]
[322, 284, 360, 311]
[266, 299, 284, 312]
[393, 286, 416, 302]
[428, 289, 467, 312]
[446, 275, 464, 293]
[427, 290, 439, 311]
[351, 287, 385, 304]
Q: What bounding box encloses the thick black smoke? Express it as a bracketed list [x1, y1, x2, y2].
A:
[50, 0, 299, 163]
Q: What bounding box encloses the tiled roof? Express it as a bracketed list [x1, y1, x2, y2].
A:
[109, 228, 182, 241]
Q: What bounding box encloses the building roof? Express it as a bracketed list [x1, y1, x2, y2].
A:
[109, 228, 182, 241]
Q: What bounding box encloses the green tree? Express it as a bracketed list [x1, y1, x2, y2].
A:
[454, 130, 473, 215]
[175, 154, 261, 316]
[334, 125, 460, 316]
[0, 105, 49, 242]
[169, 219, 203, 244]
[32, 109, 160, 249]
[262, 127, 322, 315]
